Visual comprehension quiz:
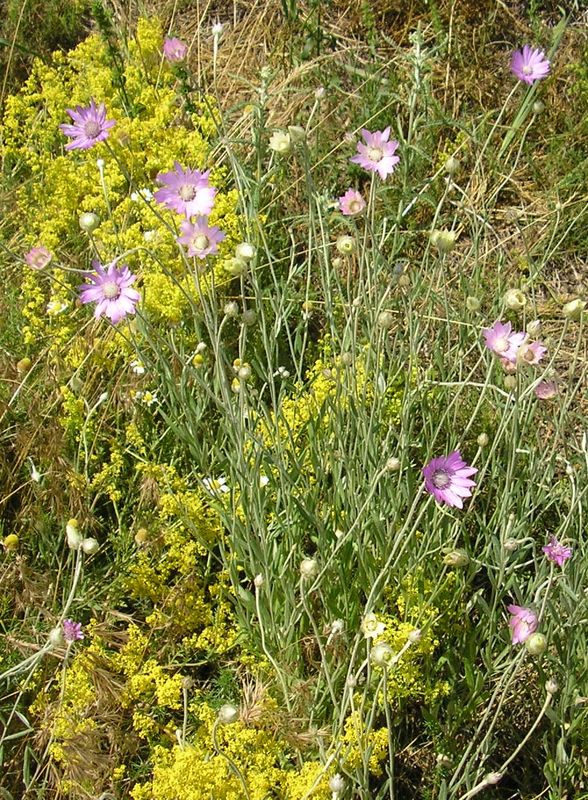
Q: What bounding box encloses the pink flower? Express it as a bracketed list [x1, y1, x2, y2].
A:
[79, 260, 140, 324]
[163, 37, 187, 62]
[517, 341, 547, 365]
[63, 619, 84, 643]
[507, 604, 538, 644]
[339, 188, 366, 216]
[59, 99, 116, 151]
[25, 246, 52, 270]
[511, 45, 550, 86]
[482, 320, 526, 363]
[350, 128, 400, 180]
[542, 536, 572, 567]
[177, 217, 226, 258]
[422, 451, 478, 509]
[154, 162, 217, 219]
[534, 380, 558, 399]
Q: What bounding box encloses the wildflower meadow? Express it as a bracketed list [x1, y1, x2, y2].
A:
[1, 1, 587, 798]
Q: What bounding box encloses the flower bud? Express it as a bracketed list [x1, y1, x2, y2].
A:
[504, 375, 517, 391]
[484, 772, 503, 786]
[79, 212, 100, 232]
[408, 628, 422, 644]
[81, 537, 99, 555]
[562, 298, 586, 320]
[385, 456, 401, 472]
[225, 257, 247, 276]
[96, 158, 105, 170]
[504, 288, 526, 311]
[235, 242, 255, 260]
[444, 156, 460, 175]
[477, 432, 489, 447]
[66, 519, 83, 550]
[397, 274, 410, 288]
[300, 558, 319, 579]
[336, 235, 356, 255]
[134, 528, 149, 545]
[3, 534, 19, 551]
[238, 365, 251, 381]
[49, 626, 65, 647]
[16, 357, 32, 374]
[443, 549, 469, 568]
[545, 678, 559, 695]
[370, 642, 393, 667]
[532, 100, 545, 115]
[242, 309, 257, 325]
[466, 296, 481, 312]
[314, 86, 325, 99]
[217, 703, 239, 724]
[329, 774, 345, 793]
[340, 351, 353, 366]
[378, 310, 395, 329]
[525, 632, 547, 656]
[430, 229, 457, 253]
[526, 319, 541, 336]
[224, 301, 239, 318]
[436, 753, 452, 767]
[503, 537, 520, 552]
[288, 125, 306, 143]
[254, 574, 264, 588]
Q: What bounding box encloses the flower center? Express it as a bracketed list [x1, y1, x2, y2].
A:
[367, 146, 383, 162]
[193, 234, 210, 251]
[349, 200, 362, 213]
[179, 184, 197, 201]
[495, 336, 509, 353]
[522, 64, 533, 75]
[432, 469, 450, 489]
[102, 281, 120, 299]
[84, 120, 101, 138]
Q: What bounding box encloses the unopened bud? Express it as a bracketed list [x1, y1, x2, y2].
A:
[430, 229, 457, 253]
[525, 632, 547, 656]
[225, 257, 247, 276]
[300, 558, 319, 579]
[477, 432, 489, 447]
[466, 296, 481, 312]
[443, 549, 469, 567]
[545, 678, 559, 695]
[81, 537, 99, 555]
[526, 319, 541, 337]
[217, 703, 239, 724]
[269, 130, 291, 154]
[238, 365, 251, 381]
[504, 375, 517, 391]
[224, 301, 239, 318]
[329, 774, 345, 793]
[408, 628, 422, 644]
[242, 309, 257, 325]
[79, 212, 100, 232]
[562, 298, 585, 320]
[288, 125, 306, 143]
[254, 574, 264, 588]
[3, 534, 19, 551]
[503, 537, 520, 552]
[134, 528, 149, 545]
[16, 357, 32, 373]
[484, 772, 503, 786]
[504, 288, 527, 311]
[336, 235, 356, 255]
[49, 627, 65, 647]
[444, 156, 459, 175]
[370, 642, 393, 667]
[235, 242, 255, 260]
[378, 310, 395, 329]
[66, 519, 82, 550]
[340, 351, 353, 366]
[386, 456, 401, 472]
[532, 100, 545, 115]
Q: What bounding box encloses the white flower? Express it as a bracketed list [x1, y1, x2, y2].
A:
[202, 476, 230, 494]
[212, 20, 224, 36]
[361, 612, 386, 639]
[259, 474, 269, 487]
[141, 391, 158, 407]
[269, 130, 291, 154]
[130, 360, 145, 375]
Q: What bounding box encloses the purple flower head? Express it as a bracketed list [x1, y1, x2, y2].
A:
[511, 45, 550, 86]
[542, 536, 572, 567]
[482, 320, 526, 363]
[534, 379, 558, 400]
[63, 619, 84, 643]
[59, 99, 116, 151]
[507, 604, 538, 644]
[25, 246, 52, 270]
[163, 37, 188, 62]
[154, 162, 217, 219]
[339, 188, 366, 216]
[79, 260, 140, 324]
[177, 218, 226, 259]
[422, 450, 478, 509]
[350, 128, 400, 180]
[517, 340, 547, 366]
